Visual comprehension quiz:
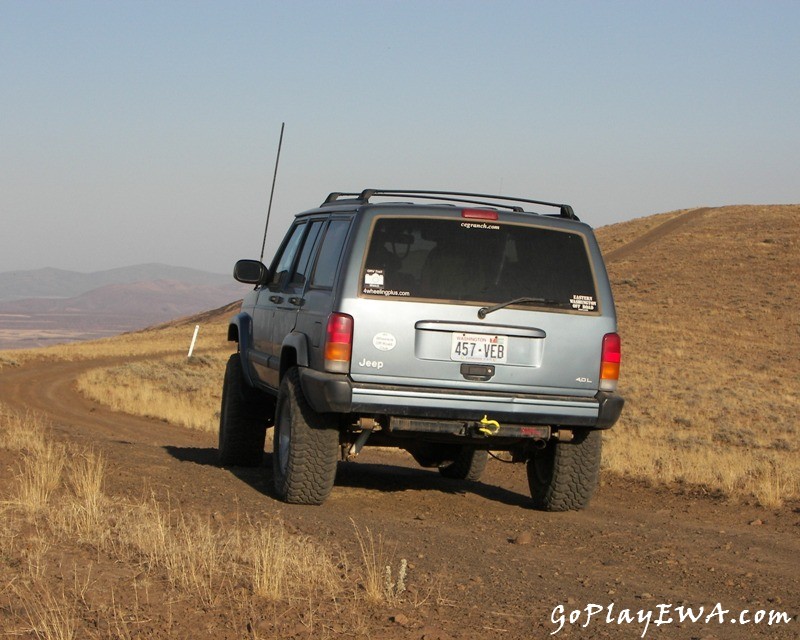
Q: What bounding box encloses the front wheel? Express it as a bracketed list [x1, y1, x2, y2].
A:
[272, 368, 339, 505]
[526, 430, 602, 511]
[218, 353, 273, 466]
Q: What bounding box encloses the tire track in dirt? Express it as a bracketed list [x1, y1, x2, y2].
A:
[604, 207, 712, 263]
[2, 356, 799, 638]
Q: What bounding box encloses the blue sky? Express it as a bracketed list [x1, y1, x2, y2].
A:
[1, 1, 798, 274]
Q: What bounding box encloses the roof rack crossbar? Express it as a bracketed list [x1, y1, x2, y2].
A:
[322, 189, 578, 219]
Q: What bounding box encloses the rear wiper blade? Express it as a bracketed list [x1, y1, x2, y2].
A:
[477, 297, 565, 319]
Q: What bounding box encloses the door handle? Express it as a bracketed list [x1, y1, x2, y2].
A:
[289, 297, 304, 306]
[269, 295, 283, 303]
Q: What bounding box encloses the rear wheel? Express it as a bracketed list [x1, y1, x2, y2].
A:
[526, 430, 602, 511]
[438, 448, 488, 481]
[218, 353, 273, 467]
[272, 368, 339, 505]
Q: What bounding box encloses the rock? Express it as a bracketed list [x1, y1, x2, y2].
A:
[419, 626, 452, 640]
[390, 614, 410, 627]
[749, 519, 763, 526]
[512, 531, 533, 545]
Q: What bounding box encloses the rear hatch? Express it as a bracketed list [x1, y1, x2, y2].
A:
[342, 207, 615, 397]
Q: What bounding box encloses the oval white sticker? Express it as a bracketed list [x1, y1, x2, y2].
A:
[372, 332, 397, 352]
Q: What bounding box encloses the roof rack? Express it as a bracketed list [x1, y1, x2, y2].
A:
[321, 189, 578, 220]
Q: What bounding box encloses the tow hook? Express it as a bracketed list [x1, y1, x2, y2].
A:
[553, 429, 574, 442]
[477, 415, 501, 436]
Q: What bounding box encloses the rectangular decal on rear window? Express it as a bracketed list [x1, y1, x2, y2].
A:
[364, 268, 384, 289]
[570, 295, 597, 311]
[362, 268, 411, 297]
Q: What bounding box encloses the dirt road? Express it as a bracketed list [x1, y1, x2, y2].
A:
[604, 208, 712, 264]
[1, 357, 798, 638]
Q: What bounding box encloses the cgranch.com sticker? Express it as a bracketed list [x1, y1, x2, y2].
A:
[570, 294, 597, 311]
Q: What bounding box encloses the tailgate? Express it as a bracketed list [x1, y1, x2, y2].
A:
[348, 301, 610, 396]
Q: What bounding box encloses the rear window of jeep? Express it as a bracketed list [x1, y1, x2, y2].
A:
[360, 217, 598, 310]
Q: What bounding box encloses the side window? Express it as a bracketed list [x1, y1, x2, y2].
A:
[269, 223, 306, 289]
[310, 219, 350, 289]
[289, 220, 324, 288]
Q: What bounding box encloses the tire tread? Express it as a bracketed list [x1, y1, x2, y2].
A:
[527, 430, 602, 511]
[218, 353, 272, 467]
[273, 368, 338, 505]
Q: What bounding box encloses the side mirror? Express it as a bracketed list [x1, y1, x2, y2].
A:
[233, 259, 269, 285]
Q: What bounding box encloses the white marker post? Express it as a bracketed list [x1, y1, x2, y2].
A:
[187, 325, 200, 358]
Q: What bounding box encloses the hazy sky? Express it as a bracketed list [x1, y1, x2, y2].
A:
[2, 1, 798, 274]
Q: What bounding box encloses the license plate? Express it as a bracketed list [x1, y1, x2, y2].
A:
[451, 332, 508, 363]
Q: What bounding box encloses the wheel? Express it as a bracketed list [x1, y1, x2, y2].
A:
[218, 353, 273, 466]
[272, 367, 339, 505]
[526, 430, 602, 511]
[438, 448, 488, 481]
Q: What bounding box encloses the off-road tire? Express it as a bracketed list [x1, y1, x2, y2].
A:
[526, 429, 602, 511]
[272, 367, 339, 505]
[218, 353, 273, 467]
[438, 448, 488, 481]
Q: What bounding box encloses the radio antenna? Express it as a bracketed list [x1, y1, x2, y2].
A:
[259, 122, 285, 262]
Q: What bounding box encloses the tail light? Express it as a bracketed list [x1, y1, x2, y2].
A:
[324, 313, 353, 373]
[599, 333, 621, 391]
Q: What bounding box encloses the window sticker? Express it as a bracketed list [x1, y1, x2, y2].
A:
[362, 268, 411, 297]
[570, 294, 597, 311]
[460, 222, 500, 231]
[362, 287, 412, 297]
[364, 268, 385, 289]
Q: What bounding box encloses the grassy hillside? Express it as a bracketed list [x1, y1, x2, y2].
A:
[596, 204, 800, 504]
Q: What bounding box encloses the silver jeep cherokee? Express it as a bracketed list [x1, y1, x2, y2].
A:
[221, 190, 623, 510]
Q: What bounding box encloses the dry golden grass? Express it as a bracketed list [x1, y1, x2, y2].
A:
[352, 519, 408, 603]
[0, 407, 65, 513]
[597, 204, 800, 507]
[62, 448, 107, 542]
[0, 406, 48, 452]
[76, 354, 228, 432]
[11, 583, 77, 640]
[12, 442, 66, 513]
[0, 404, 402, 638]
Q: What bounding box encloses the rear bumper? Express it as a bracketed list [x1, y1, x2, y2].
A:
[299, 368, 624, 430]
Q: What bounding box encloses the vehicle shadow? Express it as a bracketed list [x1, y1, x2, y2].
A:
[335, 460, 533, 508]
[163, 445, 274, 497]
[163, 446, 533, 509]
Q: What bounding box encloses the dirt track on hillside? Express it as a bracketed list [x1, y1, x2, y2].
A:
[604, 208, 712, 263]
[1, 357, 798, 639]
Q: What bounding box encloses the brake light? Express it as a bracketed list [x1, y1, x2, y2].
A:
[461, 209, 498, 221]
[600, 333, 621, 391]
[325, 313, 353, 373]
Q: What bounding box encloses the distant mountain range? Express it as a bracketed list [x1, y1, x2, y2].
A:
[0, 264, 237, 302]
[0, 264, 249, 349]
